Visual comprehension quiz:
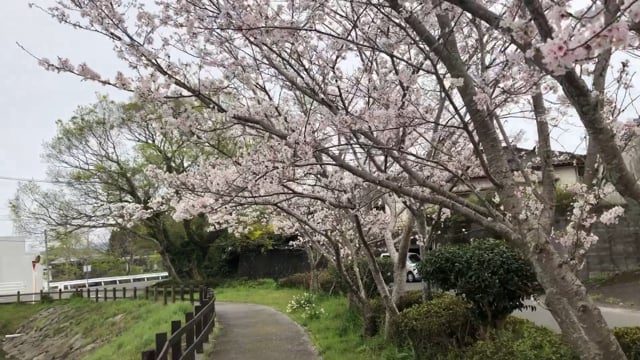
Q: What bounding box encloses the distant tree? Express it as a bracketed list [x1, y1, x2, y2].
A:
[10, 97, 232, 280]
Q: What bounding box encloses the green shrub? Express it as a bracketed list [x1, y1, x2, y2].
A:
[614, 327, 640, 360]
[278, 272, 309, 288]
[397, 291, 423, 312]
[286, 292, 325, 319]
[394, 293, 475, 358]
[460, 317, 578, 360]
[40, 293, 54, 304]
[419, 239, 541, 327]
[277, 270, 338, 293]
[154, 278, 227, 289]
[366, 297, 387, 336]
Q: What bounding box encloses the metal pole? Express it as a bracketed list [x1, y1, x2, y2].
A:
[32, 266, 36, 303]
[44, 230, 50, 291]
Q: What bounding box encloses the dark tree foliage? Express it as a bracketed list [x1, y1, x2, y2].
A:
[419, 239, 542, 327]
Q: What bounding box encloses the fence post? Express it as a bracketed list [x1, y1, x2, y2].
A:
[95, 288, 99, 302]
[180, 286, 185, 302]
[163, 287, 168, 305]
[123, 287, 127, 299]
[194, 304, 203, 354]
[171, 286, 176, 304]
[202, 304, 210, 344]
[113, 287, 117, 300]
[133, 287, 137, 300]
[104, 288, 107, 301]
[189, 286, 194, 304]
[86, 287, 91, 299]
[58, 288, 62, 300]
[155, 332, 167, 360]
[16, 291, 20, 304]
[40, 289, 44, 302]
[185, 312, 194, 360]
[141, 350, 155, 360]
[145, 286, 149, 300]
[154, 287, 158, 302]
[171, 320, 182, 360]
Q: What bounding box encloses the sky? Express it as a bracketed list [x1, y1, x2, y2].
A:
[0, 1, 128, 236]
[0, 1, 590, 238]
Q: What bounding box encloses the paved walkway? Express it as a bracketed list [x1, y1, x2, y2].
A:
[515, 300, 640, 331]
[209, 302, 321, 360]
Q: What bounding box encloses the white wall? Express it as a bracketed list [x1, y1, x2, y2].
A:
[0, 236, 43, 295]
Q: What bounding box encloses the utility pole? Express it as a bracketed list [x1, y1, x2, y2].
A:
[44, 229, 50, 291]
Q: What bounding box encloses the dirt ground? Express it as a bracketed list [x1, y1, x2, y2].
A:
[586, 270, 640, 310]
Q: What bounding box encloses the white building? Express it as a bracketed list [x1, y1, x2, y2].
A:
[0, 236, 44, 295]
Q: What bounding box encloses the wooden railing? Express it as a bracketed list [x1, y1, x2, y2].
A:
[141, 287, 216, 360]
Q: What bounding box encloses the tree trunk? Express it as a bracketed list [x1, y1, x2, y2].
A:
[147, 218, 182, 282]
[362, 302, 378, 337]
[584, 138, 599, 188]
[352, 215, 399, 325]
[525, 231, 626, 360]
[157, 247, 181, 281]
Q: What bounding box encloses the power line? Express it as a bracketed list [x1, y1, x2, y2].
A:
[0, 175, 101, 185]
[0, 175, 61, 184]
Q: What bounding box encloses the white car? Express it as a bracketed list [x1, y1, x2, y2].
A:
[380, 252, 423, 282]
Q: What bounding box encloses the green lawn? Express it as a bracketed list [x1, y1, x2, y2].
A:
[215, 280, 410, 360]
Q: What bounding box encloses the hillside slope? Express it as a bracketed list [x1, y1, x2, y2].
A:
[2, 299, 192, 360]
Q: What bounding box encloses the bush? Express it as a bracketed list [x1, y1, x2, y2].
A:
[460, 317, 578, 360]
[70, 290, 84, 299]
[40, 293, 54, 304]
[393, 293, 475, 358]
[286, 292, 325, 319]
[614, 327, 640, 360]
[278, 272, 309, 288]
[154, 278, 228, 289]
[277, 270, 338, 293]
[419, 239, 541, 327]
[397, 291, 423, 312]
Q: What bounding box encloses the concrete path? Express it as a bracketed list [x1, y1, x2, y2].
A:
[405, 282, 640, 331]
[210, 302, 321, 360]
[515, 300, 640, 331]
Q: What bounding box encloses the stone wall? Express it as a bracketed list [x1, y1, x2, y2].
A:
[584, 203, 640, 277]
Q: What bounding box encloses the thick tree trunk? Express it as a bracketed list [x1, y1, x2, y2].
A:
[147, 218, 182, 282]
[158, 248, 181, 281]
[584, 139, 599, 187]
[524, 230, 626, 359]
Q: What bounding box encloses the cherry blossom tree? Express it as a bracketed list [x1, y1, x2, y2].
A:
[27, 0, 640, 358]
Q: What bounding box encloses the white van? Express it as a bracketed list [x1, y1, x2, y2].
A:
[380, 252, 422, 282]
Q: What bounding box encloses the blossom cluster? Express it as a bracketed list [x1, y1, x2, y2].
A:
[286, 292, 326, 320]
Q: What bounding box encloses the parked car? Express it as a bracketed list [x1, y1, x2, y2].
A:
[380, 252, 422, 282]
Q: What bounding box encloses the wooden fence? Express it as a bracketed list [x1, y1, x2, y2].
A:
[141, 287, 216, 360]
[0, 286, 203, 305]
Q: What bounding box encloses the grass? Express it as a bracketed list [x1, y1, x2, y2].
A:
[82, 300, 193, 360]
[0, 302, 48, 360]
[215, 279, 410, 360]
[0, 298, 197, 360]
